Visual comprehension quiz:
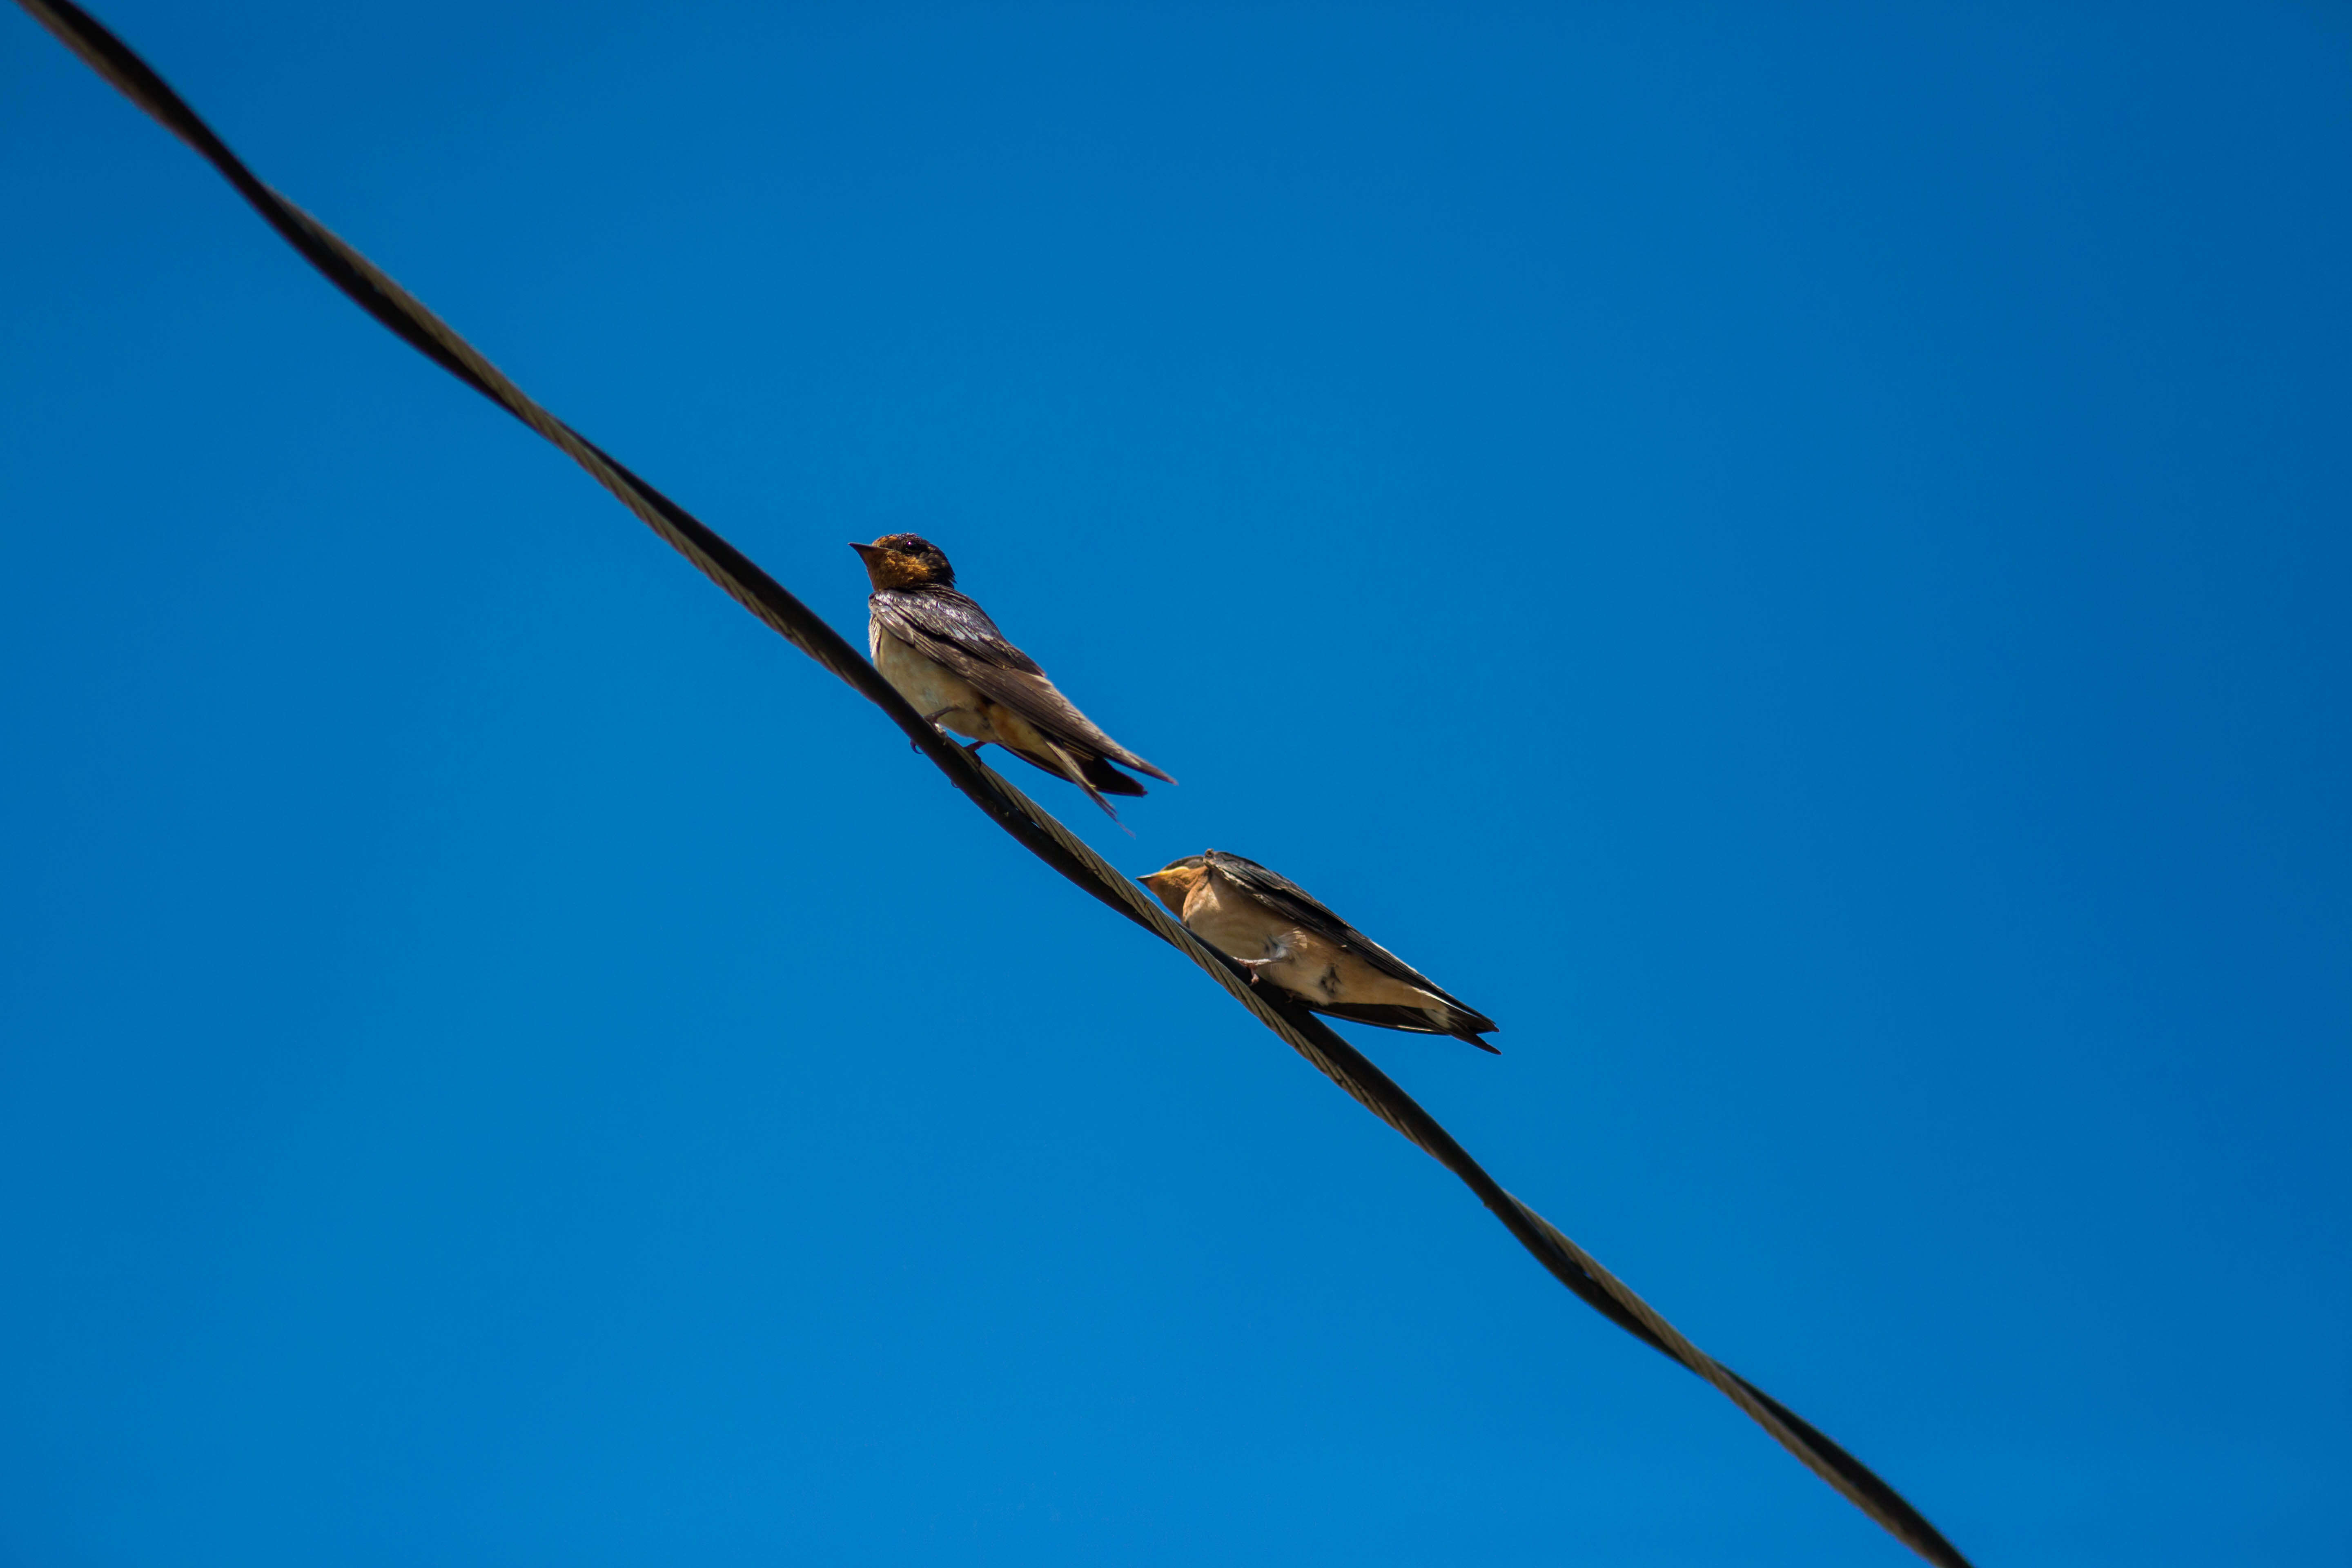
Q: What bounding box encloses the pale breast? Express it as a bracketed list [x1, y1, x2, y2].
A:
[1185, 876, 1444, 1010]
[873, 628, 993, 744]
[1182, 876, 1296, 961]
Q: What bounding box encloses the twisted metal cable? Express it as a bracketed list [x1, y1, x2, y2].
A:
[11, 3, 1971, 1562]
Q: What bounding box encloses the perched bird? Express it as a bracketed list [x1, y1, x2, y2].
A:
[852, 534, 1174, 817]
[1140, 851, 1500, 1052]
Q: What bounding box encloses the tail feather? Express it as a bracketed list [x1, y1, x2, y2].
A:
[998, 742, 1149, 796]
[1314, 1001, 1501, 1054]
[1106, 746, 1176, 786]
[1071, 751, 1152, 796]
[991, 742, 1150, 820]
[1041, 737, 1134, 829]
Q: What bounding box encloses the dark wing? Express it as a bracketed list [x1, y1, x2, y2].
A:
[870, 586, 1174, 784]
[1203, 850, 1497, 1026]
[870, 585, 1041, 674]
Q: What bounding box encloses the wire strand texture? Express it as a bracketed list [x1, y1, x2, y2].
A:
[13, 4, 1972, 1563]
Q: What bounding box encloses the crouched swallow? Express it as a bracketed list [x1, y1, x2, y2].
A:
[1140, 851, 1500, 1052]
[852, 534, 1174, 817]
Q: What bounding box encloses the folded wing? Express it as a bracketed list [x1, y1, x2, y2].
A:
[1205, 850, 1499, 1040]
[871, 586, 1175, 788]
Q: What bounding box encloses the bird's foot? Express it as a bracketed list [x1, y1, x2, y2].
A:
[911, 707, 962, 752]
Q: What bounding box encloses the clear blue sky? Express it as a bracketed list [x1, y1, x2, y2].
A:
[3, 3, 2346, 1563]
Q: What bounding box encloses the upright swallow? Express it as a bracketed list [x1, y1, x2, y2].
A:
[852, 534, 1174, 817]
[1140, 850, 1500, 1052]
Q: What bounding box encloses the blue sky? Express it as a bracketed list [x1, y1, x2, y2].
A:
[3, 3, 2346, 1563]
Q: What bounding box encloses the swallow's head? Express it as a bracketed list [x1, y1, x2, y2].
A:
[850, 533, 956, 590]
[1138, 854, 1210, 916]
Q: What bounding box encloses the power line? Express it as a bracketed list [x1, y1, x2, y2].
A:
[11, 4, 1972, 1562]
